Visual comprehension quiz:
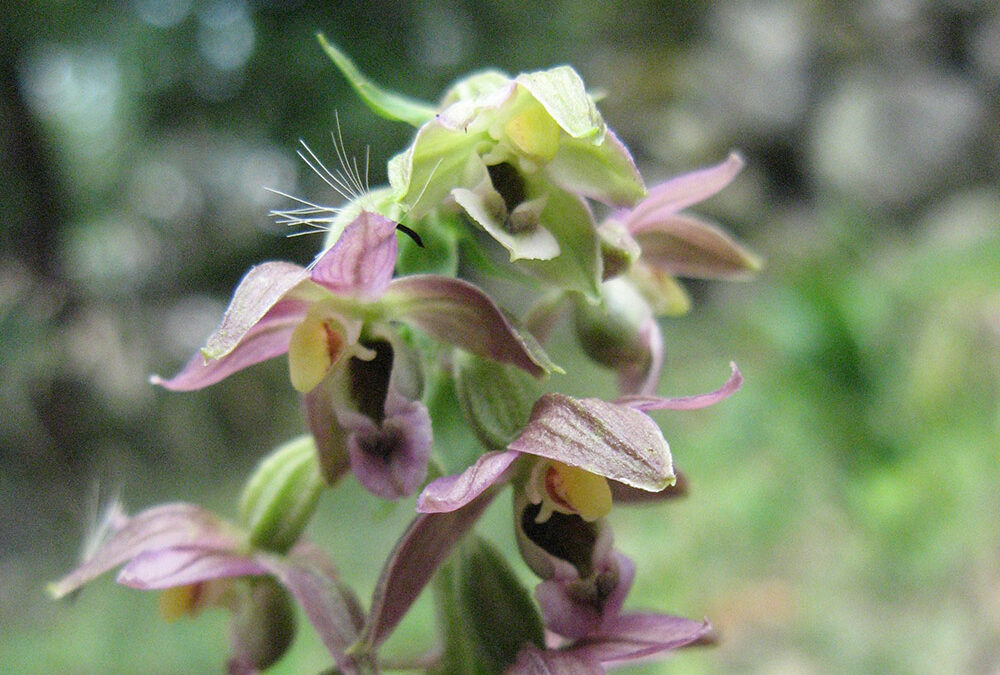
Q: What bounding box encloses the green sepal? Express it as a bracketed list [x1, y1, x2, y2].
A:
[516, 181, 603, 301]
[317, 34, 436, 127]
[239, 435, 324, 554]
[440, 70, 511, 106]
[514, 67, 604, 141]
[573, 277, 650, 367]
[454, 352, 542, 451]
[387, 123, 489, 219]
[432, 536, 545, 674]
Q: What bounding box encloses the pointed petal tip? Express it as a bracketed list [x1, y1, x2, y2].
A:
[725, 150, 746, 172]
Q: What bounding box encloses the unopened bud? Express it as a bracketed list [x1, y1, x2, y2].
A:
[227, 578, 296, 674]
[573, 277, 651, 370]
[598, 220, 641, 280]
[239, 435, 324, 553]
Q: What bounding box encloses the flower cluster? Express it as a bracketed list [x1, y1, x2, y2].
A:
[50, 37, 757, 674]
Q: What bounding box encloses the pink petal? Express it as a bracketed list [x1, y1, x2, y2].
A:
[203, 262, 310, 359]
[151, 299, 306, 391]
[343, 393, 433, 501]
[118, 548, 263, 589]
[633, 214, 761, 280]
[506, 643, 603, 674]
[362, 489, 498, 648]
[625, 152, 744, 233]
[310, 211, 398, 299]
[48, 503, 242, 599]
[616, 313, 664, 396]
[254, 550, 363, 670]
[579, 614, 712, 664]
[534, 552, 635, 640]
[417, 449, 522, 513]
[385, 275, 553, 377]
[509, 394, 673, 491]
[616, 362, 743, 412]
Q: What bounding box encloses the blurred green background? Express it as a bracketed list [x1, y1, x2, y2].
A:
[2, 1, 998, 673]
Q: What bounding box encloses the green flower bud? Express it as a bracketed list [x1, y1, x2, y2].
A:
[573, 277, 651, 368]
[598, 220, 641, 280]
[227, 577, 297, 673]
[239, 435, 324, 553]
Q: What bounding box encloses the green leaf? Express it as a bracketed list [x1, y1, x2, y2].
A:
[454, 352, 543, 450]
[317, 34, 436, 127]
[434, 536, 545, 674]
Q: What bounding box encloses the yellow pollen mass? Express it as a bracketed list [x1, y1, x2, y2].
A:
[288, 316, 344, 392]
[547, 461, 612, 522]
[505, 105, 561, 163]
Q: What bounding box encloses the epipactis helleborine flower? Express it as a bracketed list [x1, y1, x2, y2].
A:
[417, 363, 743, 519]
[152, 211, 551, 394]
[610, 152, 761, 316]
[510, 487, 711, 672]
[318, 38, 647, 300]
[48, 502, 367, 674]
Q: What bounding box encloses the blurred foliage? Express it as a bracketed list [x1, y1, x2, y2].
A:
[1, 0, 997, 673]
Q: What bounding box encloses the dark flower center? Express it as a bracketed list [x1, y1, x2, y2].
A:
[348, 339, 393, 425]
[521, 503, 597, 578]
[487, 162, 526, 210]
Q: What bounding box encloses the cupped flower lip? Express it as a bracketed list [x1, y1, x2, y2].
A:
[508, 548, 712, 672]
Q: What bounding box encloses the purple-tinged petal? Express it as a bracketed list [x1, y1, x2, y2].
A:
[341, 392, 433, 500]
[361, 489, 498, 649]
[151, 299, 307, 391]
[506, 642, 603, 675]
[509, 394, 674, 492]
[417, 449, 522, 513]
[609, 471, 688, 503]
[48, 503, 242, 599]
[633, 214, 761, 280]
[118, 548, 264, 589]
[384, 275, 554, 377]
[624, 153, 744, 231]
[205, 262, 310, 360]
[616, 362, 743, 412]
[255, 550, 366, 674]
[616, 313, 664, 396]
[310, 211, 398, 299]
[578, 614, 712, 664]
